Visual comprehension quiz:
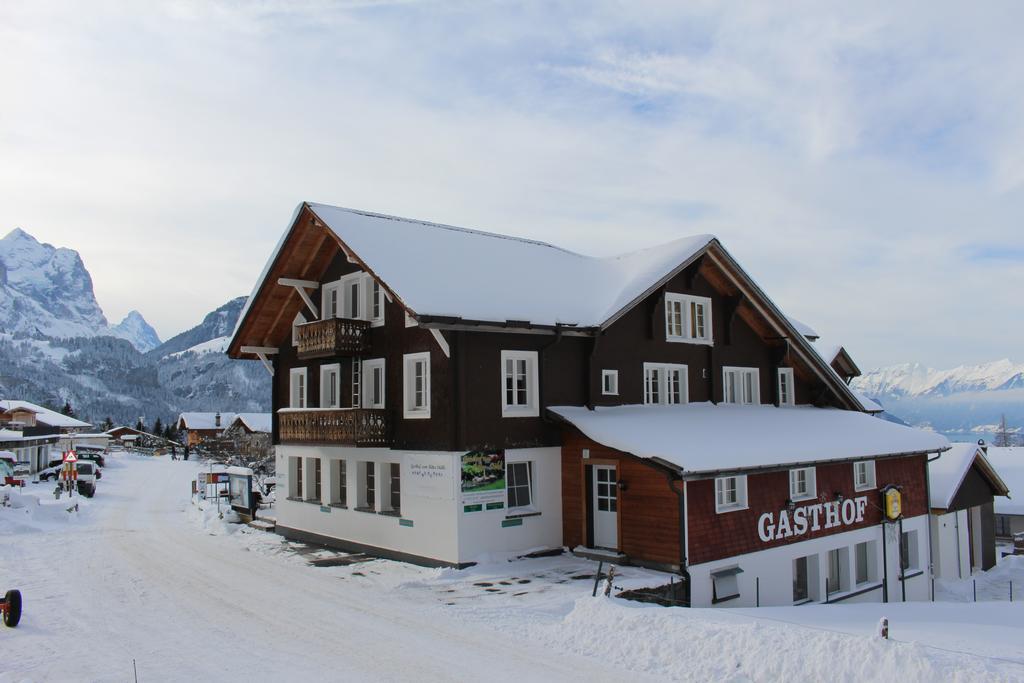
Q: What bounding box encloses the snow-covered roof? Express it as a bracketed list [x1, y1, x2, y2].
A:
[985, 447, 1024, 515]
[227, 466, 254, 476]
[806, 342, 881, 413]
[549, 403, 950, 475]
[0, 399, 92, 428]
[929, 443, 1009, 509]
[177, 412, 237, 431]
[239, 202, 714, 330]
[232, 413, 272, 433]
[786, 316, 820, 341]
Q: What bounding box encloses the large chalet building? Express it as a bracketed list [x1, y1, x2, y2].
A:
[228, 202, 949, 607]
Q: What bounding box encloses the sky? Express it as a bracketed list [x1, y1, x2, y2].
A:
[1, 1, 1022, 370]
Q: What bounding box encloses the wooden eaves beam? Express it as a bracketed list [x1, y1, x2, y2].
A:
[241, 346, 278, 377]
[277, 278, 320, 319]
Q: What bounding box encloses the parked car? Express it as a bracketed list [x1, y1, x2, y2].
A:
[13, 463, 31, 479]
[38, 464, 64, 481]
[75, 462, 97, 497]
[75, 452, 105, 468]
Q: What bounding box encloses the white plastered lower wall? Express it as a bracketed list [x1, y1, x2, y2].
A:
[689, 514, 931, 608]
[930, 509, 970, 580]
[274, 445, 563, 566]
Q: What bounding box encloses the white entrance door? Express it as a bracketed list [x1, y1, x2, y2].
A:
[593, 465, 618, 549]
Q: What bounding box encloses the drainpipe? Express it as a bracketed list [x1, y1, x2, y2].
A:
[585, 332, 602, 410]
[926, 452, 942, 589]
[539, 327, 565, 421]
[665, 470, 691, 604]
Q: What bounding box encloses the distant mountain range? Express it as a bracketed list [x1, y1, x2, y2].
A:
[853, 360, 1024, 438]
[0, 228, 268, 427]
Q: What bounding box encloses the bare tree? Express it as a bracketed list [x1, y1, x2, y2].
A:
[993, 414, 1014, 447]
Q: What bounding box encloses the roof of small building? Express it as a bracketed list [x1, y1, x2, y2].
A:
[928, 442, 1010, 510]
[984, 447, 1024, 515]
[177, 412, 237, 430]
[548, 403, 950, 475]
[0, 399, 92, 429]
[808, 341, 881, 413]
[231, 413, 272, 434]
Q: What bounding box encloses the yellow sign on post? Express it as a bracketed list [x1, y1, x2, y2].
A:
[883, 487, 902, 521]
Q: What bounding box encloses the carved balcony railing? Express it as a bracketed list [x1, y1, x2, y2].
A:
[278, 409, 390, 447]
[296, 318, 371, 359]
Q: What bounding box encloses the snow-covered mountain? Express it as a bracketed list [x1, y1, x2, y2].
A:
[854, 360, 1024, 437]
[0, 228, 267, 426]
[0, 228, 162, 351]
[853, 359, 1024, 399]
[110, 310, 162, 352]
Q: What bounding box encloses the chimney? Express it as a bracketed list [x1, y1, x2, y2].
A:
[215, 412, 221, 428]
[978, 438, 988, 455]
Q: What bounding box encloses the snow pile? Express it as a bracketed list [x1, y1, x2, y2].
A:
[936, 554, 1024, 602]
[189, 495, 242, 536]
[0, 486, 87, 532]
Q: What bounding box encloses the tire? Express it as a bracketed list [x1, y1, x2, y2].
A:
[3, 590, 21, 627]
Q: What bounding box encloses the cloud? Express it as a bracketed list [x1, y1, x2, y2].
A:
[0, 1, 1022, 368]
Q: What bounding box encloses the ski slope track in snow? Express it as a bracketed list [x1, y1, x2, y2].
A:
[2, 454, 1023, 682]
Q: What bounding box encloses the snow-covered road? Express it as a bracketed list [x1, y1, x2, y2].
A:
[0, 453, 646, 682]
[4, 452, 1024, 682]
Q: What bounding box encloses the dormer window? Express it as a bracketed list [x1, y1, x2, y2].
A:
[777, 368, 795, 406]
[665, 293, 712, 344]
[723, 367, 760, 405]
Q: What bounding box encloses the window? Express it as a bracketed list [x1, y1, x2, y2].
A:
[665, 293, 713, 344]
[827, 548, 842, 594]
[643, 363, 688, 405]
[710, 566, 743, 604]
[363, 359, 385, 409]
[715, 475, 748, 513]
[507, 461, 533, 510]
[347, 278, 361, 320]
[500, 350, 539, 417]
[855, 541, 871, 584]
[403, 352, 431, 419]
[789, 467, 816, 501]
[322, 282, 341, 319]
[371, 281, 385, 326]
[365, 462, 376, 509]
[854, 460, 876, 491]
[312, 458, 322, 502]
[320, 364, 341, 409]
[337, 460, 347, 507]
[289, 367, 308, 408]
[390, 463, 401, 514]
[601, 370, 619, 396]
[777, 368, 795, 406]
[793, 556, 810, 603]
[900, 530, 920, 573]
[351, 357, 361, 408]
[291, 457, 303, 499]
[723, 367, 759, 404]
[292, 313, 306, 347]
[996, 515, 1012, 537]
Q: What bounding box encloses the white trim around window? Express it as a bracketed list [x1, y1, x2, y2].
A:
[715, 475, 748, 513]
[500, 350, 539, 418]
[723, 366, 760, 405]
[402, 352, 431, 419]
[370, 280, 386, 327]
[854, 460, 876, 491]
[665, 293, 713, 345]
[363, 358, 386, 409]
[601, 369, 619, 396]
[643, 362, 688, 405]
[777, 367, 795, 406]
[789, 467, 816, 501]
[289, 367, 308, 409]
[320, 363, 341, 409]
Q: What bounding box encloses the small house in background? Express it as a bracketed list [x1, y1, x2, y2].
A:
[222, 414, 272, 461]
[928, 442, 1009, 578]
[105, 425, 181, 450]
[0, 399, 87, 473]
[983, 446, 1024, 543]
[176, 412, 237, 448]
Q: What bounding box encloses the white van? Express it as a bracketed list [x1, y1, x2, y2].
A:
[75, 461, 98, 497]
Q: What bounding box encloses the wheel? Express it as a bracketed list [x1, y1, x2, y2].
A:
[3, 590, 21, 627]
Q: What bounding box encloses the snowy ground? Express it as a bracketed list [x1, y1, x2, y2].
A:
[2, 453, 1024, 682]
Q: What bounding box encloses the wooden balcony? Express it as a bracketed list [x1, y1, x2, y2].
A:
[296, 318, 371, 359]
[278, 409, 390, 447]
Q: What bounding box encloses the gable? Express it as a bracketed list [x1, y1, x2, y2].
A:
[947, 464, 1002, 512]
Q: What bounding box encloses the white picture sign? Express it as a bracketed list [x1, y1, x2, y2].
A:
[758, 496, 869, 543]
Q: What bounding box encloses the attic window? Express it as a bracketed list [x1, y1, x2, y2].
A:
[665, 293, 713, 345]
